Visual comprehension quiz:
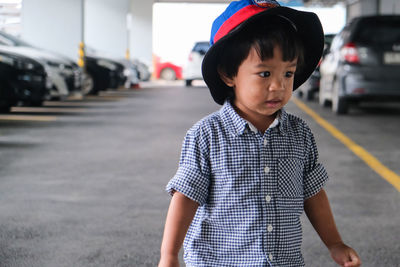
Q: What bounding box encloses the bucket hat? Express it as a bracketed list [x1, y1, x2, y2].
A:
[202, 0, 324, 105]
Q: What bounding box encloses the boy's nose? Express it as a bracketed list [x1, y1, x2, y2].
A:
[267, 77, 284, 91]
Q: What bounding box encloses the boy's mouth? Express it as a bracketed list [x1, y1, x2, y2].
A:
[264, 99, 282, 108]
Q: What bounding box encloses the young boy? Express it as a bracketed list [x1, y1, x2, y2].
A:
[159, 1, 361, 266]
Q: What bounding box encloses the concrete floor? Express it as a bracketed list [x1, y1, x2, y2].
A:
[0, 82, 399, 266]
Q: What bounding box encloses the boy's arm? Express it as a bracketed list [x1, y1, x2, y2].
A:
[159, 192, 199, 267]
[304, 189, 361, 267]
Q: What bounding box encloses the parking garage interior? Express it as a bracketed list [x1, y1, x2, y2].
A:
[0, 0, 400, 266]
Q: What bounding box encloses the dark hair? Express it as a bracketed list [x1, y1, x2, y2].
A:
[217, 15, 304, 95]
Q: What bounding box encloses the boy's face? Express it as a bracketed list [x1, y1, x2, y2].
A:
[222, 45, 297, 123]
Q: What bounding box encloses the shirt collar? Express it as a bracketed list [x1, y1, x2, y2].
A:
[220, 100, 247, 136]
[245, 113, 280, 133]
[220, 100, 288, 136]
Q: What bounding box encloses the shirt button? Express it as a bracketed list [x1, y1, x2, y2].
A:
[269, 253, 274, 261]
[267, 224, 273, 232]
[264, 166, 270, 173]
[265, 195, 271, 203]
[264, 139, 268, 146]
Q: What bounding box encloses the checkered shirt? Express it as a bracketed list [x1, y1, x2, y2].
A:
[166, 100, 328, 267]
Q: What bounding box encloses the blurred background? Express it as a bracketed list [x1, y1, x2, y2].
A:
[0, 0, 398, 112]
[0, 1, 399, 266]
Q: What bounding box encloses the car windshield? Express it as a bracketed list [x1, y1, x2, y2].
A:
[324, 34, 335, 46]
[193, 42, 210, 55]
[353, 17, 400, 45]
[0, 31, 33, 47]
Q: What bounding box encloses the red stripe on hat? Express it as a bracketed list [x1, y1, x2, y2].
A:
[214, 5, 265, 44]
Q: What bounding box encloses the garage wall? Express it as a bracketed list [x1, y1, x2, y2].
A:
[346, 0, 400, 22]
[21, 0, 133, 61]
[380, 0, 400, 14]
[21, 0, 82, 60]
[130, 0, 153, 64]
[346, 0, 378, 21]
[85, 0, 130, 59]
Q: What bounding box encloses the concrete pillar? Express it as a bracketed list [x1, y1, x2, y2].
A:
[85, 0, 130, 59]
[130, 0, 154, 65]
[22, 0, 136, 61]
[21, 0, 82, 61]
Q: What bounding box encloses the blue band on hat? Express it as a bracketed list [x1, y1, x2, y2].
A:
[210, 0, 280, 45]
[210, 0, 252, 45]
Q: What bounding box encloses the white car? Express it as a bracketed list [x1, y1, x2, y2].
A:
[183, 41, 210, 86]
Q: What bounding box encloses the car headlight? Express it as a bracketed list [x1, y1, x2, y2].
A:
[46, 61, 60, 68]
[46, 61, 69, 72]
[96, 59, 117, 70]
[0, 55, 36, 70]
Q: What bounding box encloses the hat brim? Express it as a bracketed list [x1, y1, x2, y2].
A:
[202, 6, 324, 105]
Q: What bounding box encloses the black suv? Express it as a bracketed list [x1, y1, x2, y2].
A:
[319, 15, 400, 114]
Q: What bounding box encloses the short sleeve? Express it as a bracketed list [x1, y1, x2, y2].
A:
[303, 127, 329, 199]
[166, 127, 211, 205]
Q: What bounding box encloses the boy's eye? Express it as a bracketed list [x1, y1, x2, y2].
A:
[259, 71, 270, 78]
[285, 71, 294, 78]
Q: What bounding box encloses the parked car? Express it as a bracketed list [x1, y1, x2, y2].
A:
[119, 58, 140, 88]
[0, 31, 83, 100]
[132, 59, 151, 81]
[83, 55, 126, 95]
[0, 50, 49, 112]
[81, 46, 133, 94]
[183, 41, 210, 86]
[153, 55, 182, 81]
[319, 15, 400, 114]
[297, 34, 335, 100]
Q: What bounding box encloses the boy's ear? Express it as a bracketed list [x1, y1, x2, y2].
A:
[218, 68, 235, 87]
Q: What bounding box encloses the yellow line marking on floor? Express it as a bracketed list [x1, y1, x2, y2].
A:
[11, 107, 87, 113]
[292, 98, 400, 192]
[0, 115, 57, 122]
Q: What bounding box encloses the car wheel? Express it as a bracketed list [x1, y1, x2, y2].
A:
[0, 105, 11, 113]
[332, 80, 348, 115]
[185, 80, 193, 87]
[319, 87, 329, 107]
[305, 90, 314, 101]
[29, 100, 43, 107]
[297, 90, 304, 98]
[82, 72, 95, 95]
[160, 68, 176, 81]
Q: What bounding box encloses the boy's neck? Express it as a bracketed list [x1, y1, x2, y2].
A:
[232, 104, 278, 133]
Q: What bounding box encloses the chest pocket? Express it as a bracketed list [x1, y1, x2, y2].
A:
[278, 158, 304, 198]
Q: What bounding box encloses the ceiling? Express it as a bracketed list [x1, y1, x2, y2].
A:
[154, 0, 344, 7]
